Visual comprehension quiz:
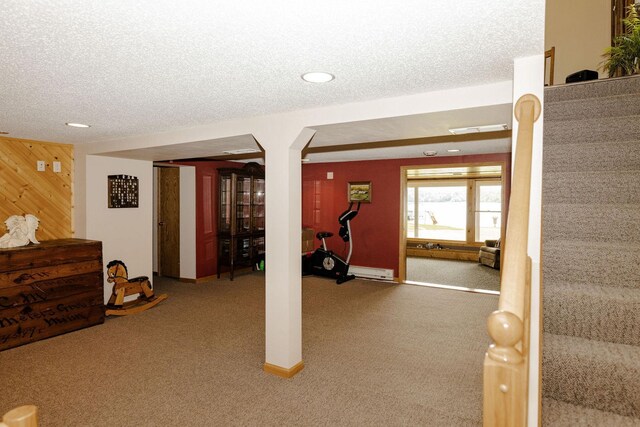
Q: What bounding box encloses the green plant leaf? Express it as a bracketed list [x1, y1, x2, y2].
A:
[602, 4, 640, 76]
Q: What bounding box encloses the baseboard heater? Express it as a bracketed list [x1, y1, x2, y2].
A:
[348, 265, 394, 281]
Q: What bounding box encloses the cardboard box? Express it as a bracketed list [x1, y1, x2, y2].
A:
[302, 228, 315, 253]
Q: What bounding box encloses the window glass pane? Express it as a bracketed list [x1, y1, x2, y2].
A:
[407, 188, 415, 238]
[476, 183, 502, 242]
[417, 185, 466, 241]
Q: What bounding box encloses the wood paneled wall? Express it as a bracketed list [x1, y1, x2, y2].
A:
[0, 136, 74, 240]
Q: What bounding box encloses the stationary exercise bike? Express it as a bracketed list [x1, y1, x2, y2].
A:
[303, 202, 360, 284]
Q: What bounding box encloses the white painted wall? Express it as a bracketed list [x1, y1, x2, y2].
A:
[73, 149, 87, 238]
[85, 155, 153, 303]
[512, 55, 545, 427]
[179, 166, 196, 280]
[546, 0, 611, 82]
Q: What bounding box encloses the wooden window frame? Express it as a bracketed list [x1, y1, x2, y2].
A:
[406, 177, 502, 245]
[473, 179, 503, 243]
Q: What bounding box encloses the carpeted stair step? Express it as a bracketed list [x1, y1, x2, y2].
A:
[543, 203, 640, 243]
[542, 77, 640, 426]
[544, 114, 640, 146]
[543, 171, 640, 205]
[544, 282, 640, 346]
[542, 398, 640, 426]
[545, 93, 640, 122]
[543, 240, 640, 290]
[543, 140, 640, 174]
[545, 75, 640, 103]
[542, 333, 640, 418]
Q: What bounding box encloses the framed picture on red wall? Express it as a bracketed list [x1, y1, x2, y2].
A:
[348, 181, 372, 203]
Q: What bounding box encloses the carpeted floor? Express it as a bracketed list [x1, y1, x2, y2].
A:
[406, 257, 501, 292]
[1, 273, 498, 426]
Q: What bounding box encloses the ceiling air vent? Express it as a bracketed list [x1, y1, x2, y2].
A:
[448, 124, 508, 135]
[222, 148, 261, 155]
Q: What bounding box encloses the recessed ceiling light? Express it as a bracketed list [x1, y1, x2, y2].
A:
[423, 150, 438, 157]
[449, 124, 508, 135]
[301, 158, 310, 163]
[65, 122, 91, 128]
[301, 72, 335, 83]
[447, 149, 461, 153]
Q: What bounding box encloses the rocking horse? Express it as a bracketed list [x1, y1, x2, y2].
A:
[105, 260, 168, 316]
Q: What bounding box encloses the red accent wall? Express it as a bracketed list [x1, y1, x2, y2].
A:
[302, 154, 511, 277]
[176, 160, 243, 278]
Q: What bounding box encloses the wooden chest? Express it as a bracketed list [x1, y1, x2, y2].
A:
[0, 238, 104, 351]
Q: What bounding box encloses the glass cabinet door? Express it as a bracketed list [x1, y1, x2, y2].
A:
[236, 176, 251, 233]
[217, 164, 266, 280]
[219, 238, 231, 262]
[252, 178, 265, 232]
[219, 174, 232, 233]
[252, 236, 265, 259]
[236, 237, 251, 262]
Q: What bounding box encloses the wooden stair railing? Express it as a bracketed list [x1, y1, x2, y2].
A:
[1, 406, 38, 427]
[483, 94, 541, 426]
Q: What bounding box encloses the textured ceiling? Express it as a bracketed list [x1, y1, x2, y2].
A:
[0, 0, 543, 148]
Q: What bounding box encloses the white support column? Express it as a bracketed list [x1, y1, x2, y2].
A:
[255, 126, 316, 378]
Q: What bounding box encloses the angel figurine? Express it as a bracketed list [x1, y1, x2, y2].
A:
[0, 214, 40, 248]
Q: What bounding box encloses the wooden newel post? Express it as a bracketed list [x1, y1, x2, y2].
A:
[487, 310, 524, 364]
[484, 311, 526, 426]
[1, 406, 38, 427]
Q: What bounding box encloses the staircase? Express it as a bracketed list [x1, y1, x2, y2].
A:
[542, 76, 640, 425]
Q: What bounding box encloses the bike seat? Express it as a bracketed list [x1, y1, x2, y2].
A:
[316, 231, 333, 240]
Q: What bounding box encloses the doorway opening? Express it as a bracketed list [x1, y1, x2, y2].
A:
[399, 162, 508, 294]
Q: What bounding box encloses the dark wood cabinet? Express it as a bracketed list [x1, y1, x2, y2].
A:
[217, 163, 265, 280]
[0, 239, 104, 351]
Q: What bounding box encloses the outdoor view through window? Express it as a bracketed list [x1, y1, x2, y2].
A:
[475, 182, 502, 242]
[407, 180, 502, 242]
